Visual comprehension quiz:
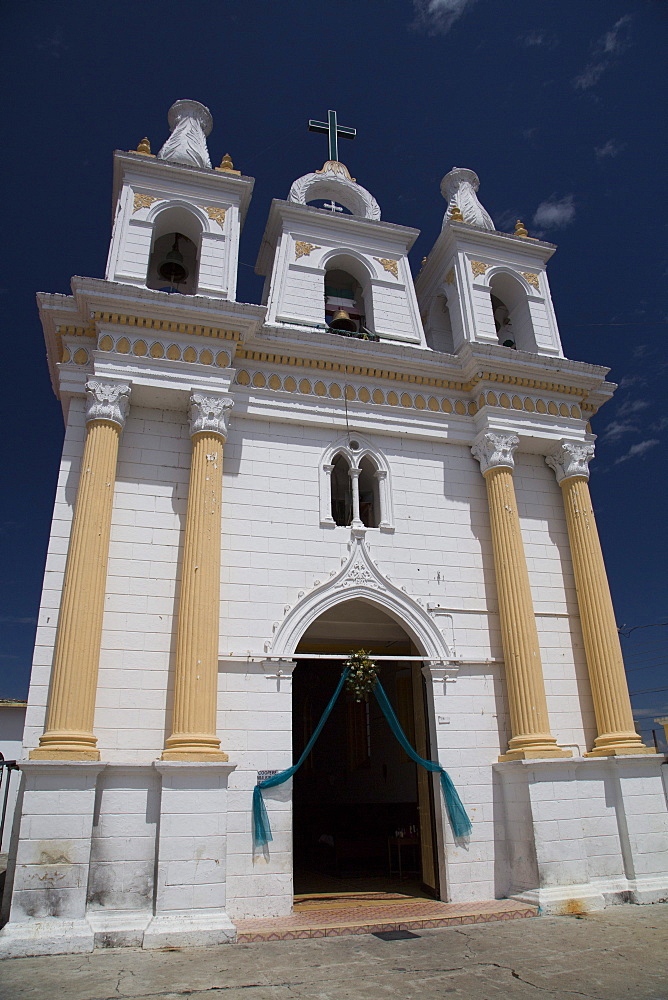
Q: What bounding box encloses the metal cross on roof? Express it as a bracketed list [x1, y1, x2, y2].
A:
[308, 109, 356, 163]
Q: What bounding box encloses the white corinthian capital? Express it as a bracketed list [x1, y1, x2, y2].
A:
[85, 380, 131, 429]
[189, 393, 233, 440]
[471, 431, 519, 475]
[546, 441, 595, 484]
[158, 100, 213, 169]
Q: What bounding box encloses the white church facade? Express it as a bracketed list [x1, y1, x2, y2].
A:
[2, 99, 667, 956]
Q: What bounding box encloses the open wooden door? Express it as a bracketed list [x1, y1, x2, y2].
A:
[412, 663, 439, 896]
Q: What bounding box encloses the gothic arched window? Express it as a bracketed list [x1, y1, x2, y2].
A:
[330, 453, 353, 526]
[320, 437, 393, 532]
[358, 456, 380, 528]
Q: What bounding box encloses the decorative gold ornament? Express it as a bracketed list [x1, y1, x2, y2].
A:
[295, 241, 321, 259]
[135, 137, 153, 156]
[514, 219, 529, 238]
[215, 153, 241, 175]
[133, 193, 158, 213]
[470, 260, 489, 278]
[444, 268, 455, 285]
[449, 203, 464, 222]
[522, 272, 540, 289]
[316, 160, 356, 182]
[204, 206, 227, 229]
[375, 257, 399, 278]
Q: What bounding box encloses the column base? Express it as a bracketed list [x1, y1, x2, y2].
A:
[585, 746, 656, 757]
[143, 912, 236, 949]
[87, 911, 152, 949]
[499, 748, 573, 761]
[29, 748, 100, 761]
[512, 875, 668, 914]
[161, 750, 229, 761]
[29, 730, 100, 760]
[0, 918, 95, 959]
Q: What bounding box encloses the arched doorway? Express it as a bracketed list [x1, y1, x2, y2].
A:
[291, 598, 440, 898]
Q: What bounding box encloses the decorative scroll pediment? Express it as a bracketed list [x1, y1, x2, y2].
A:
[288, 162, 381, 221]
[266, 534, 452, 661]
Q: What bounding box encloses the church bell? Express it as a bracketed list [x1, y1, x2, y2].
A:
[329, 308, 357, 333]
[158, 234, 189, 284]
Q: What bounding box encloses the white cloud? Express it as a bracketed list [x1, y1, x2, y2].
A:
[574, 15, 633, 90]
[633, 705, 668, 719]
[595, 139, 625, 159]
[602, 15, 633, 54]
[614, 439, 660, 464]
[532, 195, 575, 231]
[617, 398, 649, 417]
[600, 420, 639, 443]
[412, 0, 477, 34]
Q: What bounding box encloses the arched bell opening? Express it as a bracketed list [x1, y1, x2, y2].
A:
[291, 598, 441, 898]
[323, 255, 374, 337]
[425, 293, 455, 354]
[489, 272, 536, 352]
[146, 206, 202, 295]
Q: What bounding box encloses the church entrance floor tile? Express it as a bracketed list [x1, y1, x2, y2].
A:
[234, 894, 536, 943]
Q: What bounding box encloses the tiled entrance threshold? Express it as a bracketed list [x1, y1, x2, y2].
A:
[234, 893, 537, 943]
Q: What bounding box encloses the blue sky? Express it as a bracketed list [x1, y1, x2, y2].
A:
[2, 1, 666, 743]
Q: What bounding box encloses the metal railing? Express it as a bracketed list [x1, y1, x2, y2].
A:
[0, 754, 19, 851]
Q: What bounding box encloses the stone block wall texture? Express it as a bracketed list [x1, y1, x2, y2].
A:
[20, 399, 612, 917]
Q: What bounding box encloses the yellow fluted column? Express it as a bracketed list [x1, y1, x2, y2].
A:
[546, 442, 652, 756]
[31, 380, 131, 760]
[163, 393, 233, 760]
[472, 432, 570, 761]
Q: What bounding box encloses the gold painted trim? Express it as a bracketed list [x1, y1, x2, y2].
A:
[375, 258, 399, 278]
[522, 272, 540, 290]
[295, 241, 321, 259]
[234, 349, 588, 398]
[444, 268, 455, 285]
[92, 312, 242, 341]
[470, 260, 489, 278]
[133, 193, 158, 213]
[203, 206, 226, 229]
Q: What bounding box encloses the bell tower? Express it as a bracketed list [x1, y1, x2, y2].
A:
[105, 100, 253, 301]
[416, 167, 564, 357]
[256, 110, 426, 346]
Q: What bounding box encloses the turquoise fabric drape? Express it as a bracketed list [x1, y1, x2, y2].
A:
[252, 666, 472, 846]
[372, 679, 472, 839]
[253, 668, 349, 846]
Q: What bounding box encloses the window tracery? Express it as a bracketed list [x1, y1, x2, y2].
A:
[320, 437, 393, 532]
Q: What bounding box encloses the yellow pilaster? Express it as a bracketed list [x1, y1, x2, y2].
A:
[472, 432, 570, 761]
[547, 442, 653, 756]
[162, 393, 233, 760]
[31, 381, 130, 760]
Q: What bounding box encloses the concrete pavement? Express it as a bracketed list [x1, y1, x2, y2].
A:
[1, 903, 667, 1000]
